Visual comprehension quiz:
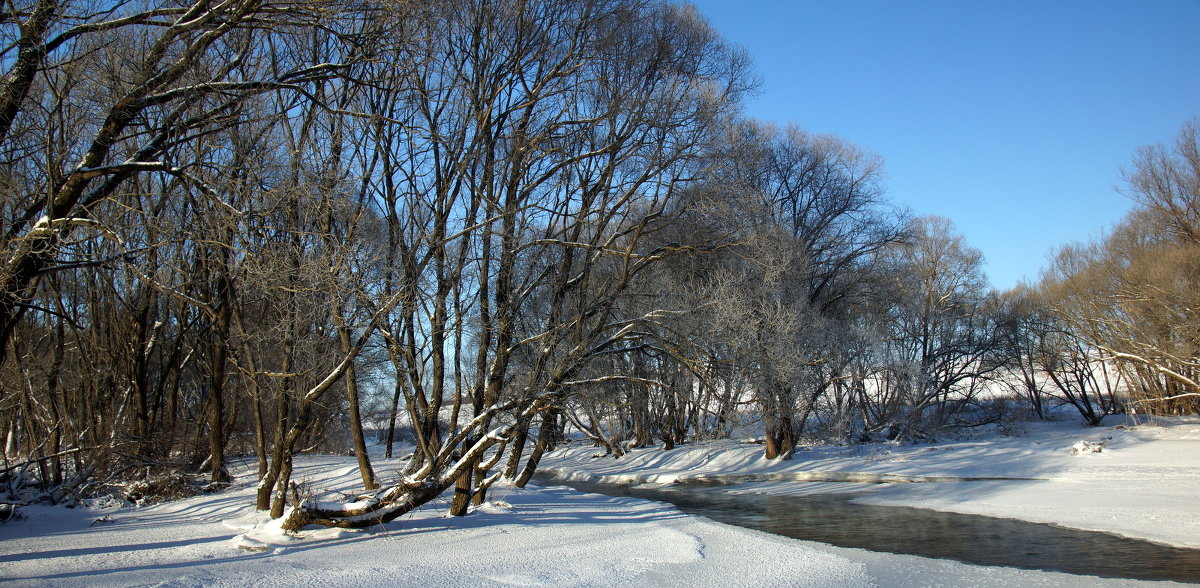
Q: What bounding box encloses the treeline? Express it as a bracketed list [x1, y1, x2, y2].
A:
[0, 0, 1195, 527]
[575, 120, 1200, 460]
[1030, 120, 1200, 423]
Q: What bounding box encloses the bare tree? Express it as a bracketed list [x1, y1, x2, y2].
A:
[1039, 120, 1200, 417]
[278, 0, 751, 529]
[868, 216, 1003, 440]
[0, 0, 346, 363]
[665, 120, 899, 458]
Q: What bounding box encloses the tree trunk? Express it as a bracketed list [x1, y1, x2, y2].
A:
[270, 454, 293, 519]
[502, 416, 531, 479]
[206, 332, 230, 482]
[345, 362, 377, 489]
[384, 378, 404, 459]
[256, 383, 291, 511]
[515, 409, 560, 488]
[448, 465, 473, 516]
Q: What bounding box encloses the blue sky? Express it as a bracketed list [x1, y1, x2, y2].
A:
[688, 0, 1200, 290]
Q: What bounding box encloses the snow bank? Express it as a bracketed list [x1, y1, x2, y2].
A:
[2, 419, 1195, 587]
[0, 469, 871, 587]
[541, 415, 1200, 549]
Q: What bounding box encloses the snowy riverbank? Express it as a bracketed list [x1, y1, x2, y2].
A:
[541, 414, 1200, 550]
[1, 415, 1197, 587]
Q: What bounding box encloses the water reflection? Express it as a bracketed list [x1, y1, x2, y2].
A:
[542, 477, 1200, 583]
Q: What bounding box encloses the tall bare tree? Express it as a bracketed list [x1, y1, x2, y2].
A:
[279, 0, 751, 529]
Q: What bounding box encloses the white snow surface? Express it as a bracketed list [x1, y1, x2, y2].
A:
[1, 415, 1195, 587]
[542, 414, 1200, 550]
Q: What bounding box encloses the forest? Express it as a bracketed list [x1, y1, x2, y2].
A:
[1, 0, 1197, 530]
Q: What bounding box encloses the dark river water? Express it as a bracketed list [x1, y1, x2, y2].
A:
[540, 476, 1200, 583]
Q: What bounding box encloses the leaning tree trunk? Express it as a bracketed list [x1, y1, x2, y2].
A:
[447, 449, 475, 516]
[281, 418, 516, 531]
[514, 408, 561, 488]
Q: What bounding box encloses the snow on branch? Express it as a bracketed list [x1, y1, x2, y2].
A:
[561, 375, 666, 388]
[1132, 393, 1200, 405]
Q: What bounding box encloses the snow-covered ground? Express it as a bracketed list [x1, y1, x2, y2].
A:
[1, 415, 1196, 587]
[541, 414, 1200, 551]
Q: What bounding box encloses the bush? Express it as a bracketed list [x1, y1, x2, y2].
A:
[123, 474, 207, 506]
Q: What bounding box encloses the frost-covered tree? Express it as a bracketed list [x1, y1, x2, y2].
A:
[278, 0, 751, 529]
[867, 216, 1003, 440]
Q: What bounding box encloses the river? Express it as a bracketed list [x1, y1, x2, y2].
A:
[540, 476, 1200, 583]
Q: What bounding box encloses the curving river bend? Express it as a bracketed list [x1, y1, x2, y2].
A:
[539, 475, 1200, 583]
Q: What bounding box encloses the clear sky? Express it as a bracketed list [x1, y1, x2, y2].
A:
[687, 0, 1200, 290]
